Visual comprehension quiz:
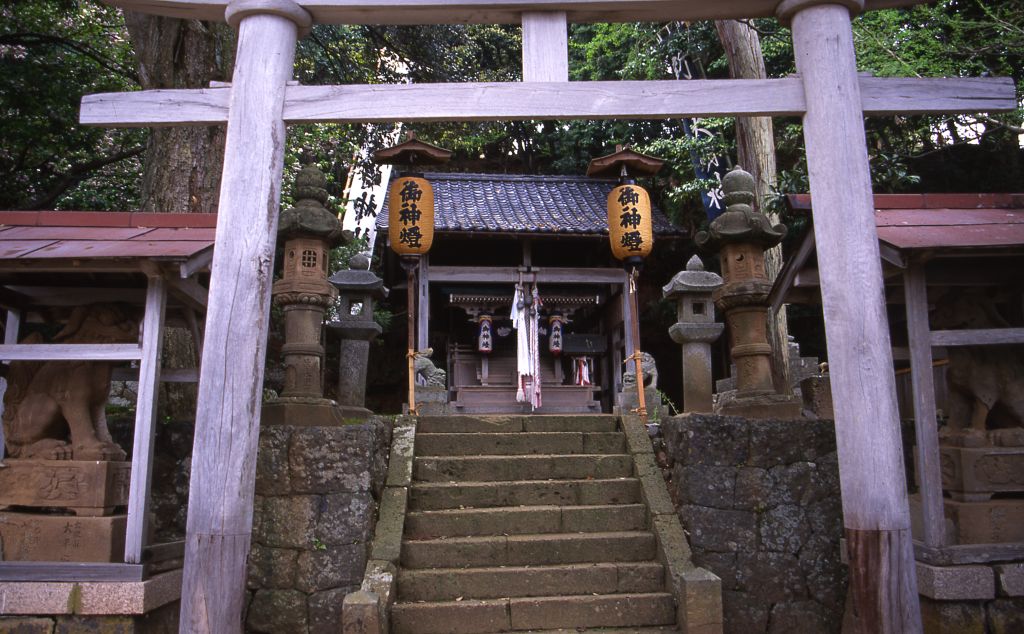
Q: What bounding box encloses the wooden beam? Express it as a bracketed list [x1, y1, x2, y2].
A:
[522, 12, 568, 82]
[903, 262, 945, 549]
[180, 247, 214, 278]
[113, 366, 199, 383]
[125, 275, 166, 564]
[930, 327, 1024, 347]
[0, 343, 142, 361]
[101, 0, 919, 26]
[180, 9, 303, 633]
[166, 276, 208, 312]
[769, 231, 815, 315]
[0, 562, 145, 582]
[792, 5, 921, 632]
[878, 242, 906, 269]
[418, 254, 430, 351]
[914, 541, 1024, 566]
[3, 285, 145, 306]
[428, 265, 626, 284]
[79, 76, 1016, 127]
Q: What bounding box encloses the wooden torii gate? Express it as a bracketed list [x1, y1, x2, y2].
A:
[81, 0, 1014, 632]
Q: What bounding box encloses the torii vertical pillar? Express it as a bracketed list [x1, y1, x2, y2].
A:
[781, 1, 922, 632]
[179, 1, 310, 632]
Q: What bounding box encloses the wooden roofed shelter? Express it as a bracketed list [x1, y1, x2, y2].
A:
[78, 0, 1015, 631]
[0, 211, 213, 584]
[770, 193, 1024, 564]
[375, 172, 685, 414]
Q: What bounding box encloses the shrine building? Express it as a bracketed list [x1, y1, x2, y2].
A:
[376, 172, 684, 414]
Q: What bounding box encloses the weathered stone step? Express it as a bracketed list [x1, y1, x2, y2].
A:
[391, 593, 676, 634]
[398, 561, 665, 601]
[415, 431, 625, 456]
[405, 504, 647, 538]
[408, 478, 640, 511]
[416, 414, 619, 434]
[400, 531, 657, 569]
[527, 629, 680, 633]
[414, 453, 633, 482]
[524, 626, 675, 630]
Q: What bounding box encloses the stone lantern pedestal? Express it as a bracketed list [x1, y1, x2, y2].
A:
[664, 255, 724, 414]
[328, 261, 387, 419]
[696, 167, 802, 419]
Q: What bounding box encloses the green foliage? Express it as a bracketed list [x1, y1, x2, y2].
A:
[5, 3, 1021, 215]
[0, 1, 144, 210]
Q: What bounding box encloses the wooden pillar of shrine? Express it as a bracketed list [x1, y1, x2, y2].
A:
[783, 1, 922, 631]
[179, 1, 310, 633]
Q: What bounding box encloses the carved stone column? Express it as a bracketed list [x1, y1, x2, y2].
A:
[262, 165, 349, 426]
[329, 257, 387, 417]
[696, 167, 801, 418]
[664, 255, 724, 414]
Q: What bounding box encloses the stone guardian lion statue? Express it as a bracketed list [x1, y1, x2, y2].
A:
[3, 304, 138, 461]
[622, 352, 658, 390]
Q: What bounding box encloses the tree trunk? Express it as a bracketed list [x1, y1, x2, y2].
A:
[124, 14, 234, 212]
[124, 14, 234, 420]
[715, 19, 792, 395]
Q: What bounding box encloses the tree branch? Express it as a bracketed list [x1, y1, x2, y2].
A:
[0, 32, 139, 82]
[26, 147, 145, 210]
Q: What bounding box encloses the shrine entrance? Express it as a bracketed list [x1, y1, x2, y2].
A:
[79, 1, 1015, 631]
[376, 172, 685, 414]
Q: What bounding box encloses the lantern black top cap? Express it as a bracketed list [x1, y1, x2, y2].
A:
[373, 131, 453, 166]
[586, 144, 664, 178]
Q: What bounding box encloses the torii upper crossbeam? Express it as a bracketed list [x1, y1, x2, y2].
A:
[82, 1, 1014, 633]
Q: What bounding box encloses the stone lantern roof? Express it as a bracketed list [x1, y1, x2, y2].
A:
[278, 165, 348, 246]
[662, 255, 723, 298]
[695, 167, 786, 250]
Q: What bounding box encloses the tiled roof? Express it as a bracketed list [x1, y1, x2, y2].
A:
[376, 173, 682, 236]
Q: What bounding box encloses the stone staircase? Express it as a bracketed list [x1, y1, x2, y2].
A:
[385, 414, 710, 634]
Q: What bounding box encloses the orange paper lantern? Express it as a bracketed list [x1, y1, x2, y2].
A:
[607, 183, 653, 263]
[388, 176, 435, 256]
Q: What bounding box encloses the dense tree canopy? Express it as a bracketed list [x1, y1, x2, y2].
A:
[1, 1, 1021, 215]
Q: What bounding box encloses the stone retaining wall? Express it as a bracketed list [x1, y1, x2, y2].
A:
[660, 414, 845, 633]
[245, 418, 391, 634]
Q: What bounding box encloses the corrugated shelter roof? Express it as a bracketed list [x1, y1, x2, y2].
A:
[786, 193, 1024, 250]
[0, 211, 216, 262]
[376, 172, 682, 236]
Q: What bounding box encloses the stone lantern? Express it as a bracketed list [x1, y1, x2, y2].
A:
[663, 255, 724, 413]
[263, 165, 347, 425]
[328, 255, 387, 418]
[695, 167, 801, 418]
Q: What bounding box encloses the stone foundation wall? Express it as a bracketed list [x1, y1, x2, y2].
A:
[0, 601, 179, 633]
[921, 595, 1024, 633]
[660, 414, 845, 633]
[245, 418, 391, 634]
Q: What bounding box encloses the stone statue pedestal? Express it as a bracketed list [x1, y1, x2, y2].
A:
[0, 510, 153, 563]
[909, 428, 1024, 544]
[0, 459, 135, 563]
[616, 386, 665, 420]
[715, 390, 803, 419]
[0, 459, 130, 516]
[408, 386, 448, 416]
[262, 397, 371, 426]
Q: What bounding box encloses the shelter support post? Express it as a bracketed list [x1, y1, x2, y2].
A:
[417, 255, 430, 352]
[179, 2, 309, 632]
[786, 2, 922, 632]
[125, 274, 167, 564]
[404, 258, 419, 415]
[903, 261, 946, 548]
[627, 270, 647, 419]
